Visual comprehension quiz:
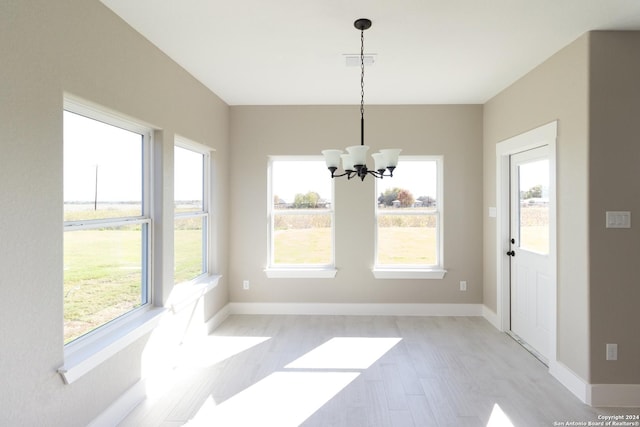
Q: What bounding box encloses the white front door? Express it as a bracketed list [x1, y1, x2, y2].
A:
[509, 146, 552, 362]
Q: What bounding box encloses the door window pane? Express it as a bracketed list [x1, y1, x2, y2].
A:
[518, 159, 549, 254]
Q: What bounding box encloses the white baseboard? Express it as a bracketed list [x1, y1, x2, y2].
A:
[227, 302, 483, 317]
[588, 384, 640, 407]
[482, 305, 502, 330]
[206, 303, 231, 333]
[549, 361, 588, 403]
[88, 379, 147, 427]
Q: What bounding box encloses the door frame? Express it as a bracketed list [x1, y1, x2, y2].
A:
[495, 121, 557, 364]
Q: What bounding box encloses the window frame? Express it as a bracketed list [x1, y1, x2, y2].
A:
[373, 155, 446, 279]
[173, 137, 212, 285]
[265, 156, 337, 278]
[59, 96, 165, 385]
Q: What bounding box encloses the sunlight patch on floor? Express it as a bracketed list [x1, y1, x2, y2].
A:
[143, 335, 271, 401]
[487, 403, 514, 427]
[186, 336, 403, 426]
[185, 371, 360, 427]
[285, 337, 403, 369]
[178, 336, 271, 368]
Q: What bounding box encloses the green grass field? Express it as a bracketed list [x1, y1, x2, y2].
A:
[274, 226, 437, 265]
[64, 206, 546, 343]
[64, 227, 202, 343]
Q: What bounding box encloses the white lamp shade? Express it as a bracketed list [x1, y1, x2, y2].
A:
[346, 145, 370, 166]
[341, 154, 355, 171]
[379, 149, 402, 167]
[321, 149, 343, 168]
[371, 153, 385, 171]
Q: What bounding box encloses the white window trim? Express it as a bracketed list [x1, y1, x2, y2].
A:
[174, 136, 216, 284]
[167, 274, 222, 313]
[372, 268, 446, 279]
[58, 306, 166, 384]
[266, 156, 337, 278]
[264, 268, 338, 279]
[373, 155, 446, 279]
[60, 95, 160, 384]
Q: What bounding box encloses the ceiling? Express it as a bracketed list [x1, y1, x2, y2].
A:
[101, 0, 640, 106]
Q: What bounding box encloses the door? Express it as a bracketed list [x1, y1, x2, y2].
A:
[508, 146, 552, 362]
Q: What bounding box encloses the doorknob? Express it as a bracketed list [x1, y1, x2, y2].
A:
[506, 250, 515, 257]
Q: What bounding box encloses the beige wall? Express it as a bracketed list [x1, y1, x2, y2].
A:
[229, 105, 483, 304]
[0, 0, 229, 425]
[483, 35, 591, 379]
[484, 31, 640, 385]
[588, 32, 640, 384]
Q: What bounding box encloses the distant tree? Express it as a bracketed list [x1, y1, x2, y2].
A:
[293, 191, 321, 208]
[378, 188, 415, 207]
[378, 188, 400, 207]
[397, 189, 415, 207]
[417, 195, 436, 207]
[522, 184, 542, 199]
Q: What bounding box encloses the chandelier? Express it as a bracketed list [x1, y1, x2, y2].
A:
[322, 18, 401, 181]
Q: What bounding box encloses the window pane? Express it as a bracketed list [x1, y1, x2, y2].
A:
[270, 159, 334, 267]
[63, 224, 147, 344]
[63, 111, 143, 221]
[376, 158, 440, 268]
[518, 159, 549, 254]
[377, 214, 437, 265]
[174, 146, 204, 213]
[271, 160, 331, 210]
[174, 216, 205, 284]
[377, 160, 437, 211]
[274, 213, 332, 264]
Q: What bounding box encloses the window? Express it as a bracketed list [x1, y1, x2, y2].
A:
[374, 157, 445, 278]
[63, 107, 152, 345]
[267, 157, 336, 277]
[174, 140, 210, 284]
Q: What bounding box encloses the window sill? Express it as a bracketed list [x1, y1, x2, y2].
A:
[168, 274, 222, 313]
[372, 268, 447, 279]
[58, 306, 166, 384]
[264, 268, 338, 279]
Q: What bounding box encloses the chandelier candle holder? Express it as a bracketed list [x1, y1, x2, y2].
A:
[322, 18, 401, 181]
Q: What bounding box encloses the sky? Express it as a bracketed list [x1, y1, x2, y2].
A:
[63, 111, 142, 203]
[375, 159, 436, 199]
[64, 111, 203, 204]
[518, 159, 549, 195]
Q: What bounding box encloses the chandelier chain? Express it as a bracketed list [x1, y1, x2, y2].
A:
[360, 28, 365, 120]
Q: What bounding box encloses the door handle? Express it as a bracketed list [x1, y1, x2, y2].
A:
[506, 250, 515, 257]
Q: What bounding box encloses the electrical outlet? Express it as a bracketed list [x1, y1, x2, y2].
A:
[460, 281, 467, 291]
[606, 343, 618, 361]
[243, 280, 250, 290]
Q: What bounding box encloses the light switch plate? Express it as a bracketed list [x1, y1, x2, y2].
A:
[606, 211, 631, 228]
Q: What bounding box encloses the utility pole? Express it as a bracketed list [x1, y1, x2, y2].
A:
[94, 164, 98, 211]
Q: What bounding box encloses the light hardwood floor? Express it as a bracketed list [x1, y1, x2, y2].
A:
[119, 315, 639, 426]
